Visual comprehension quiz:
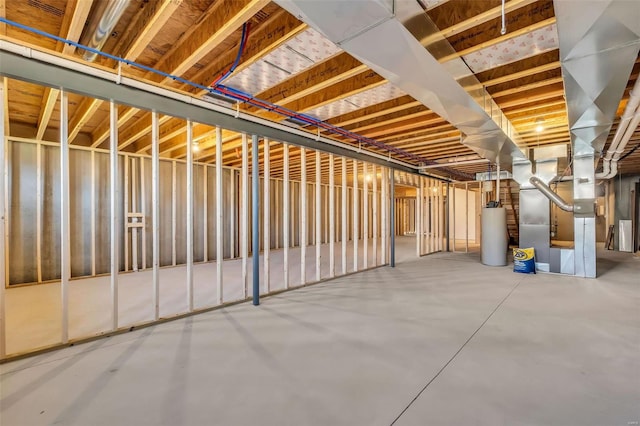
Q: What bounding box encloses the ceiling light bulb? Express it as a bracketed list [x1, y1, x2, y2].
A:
[365, 174, 373, 182]
[535, 118, 544, 133]
[192, 142, 200, 152]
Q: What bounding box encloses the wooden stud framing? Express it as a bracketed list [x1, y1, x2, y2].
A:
[186, 120, 194, 311]
[283, 143, 290, 288]
[216, 126, 223, 304]
[363, 162, 369, 269]
[341, 157, 347, 275]
[353, 160, 359, 272]
[264, 138, 270, 292]
[315, 150, 321, 282]
[241, 134, 249, 297]
[60, 90, 71, 343]
[328, 154, 335, 278]
[300, 148, 307, 285]
[151, 112, 160, 320]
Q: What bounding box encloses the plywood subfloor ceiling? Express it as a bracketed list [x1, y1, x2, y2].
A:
[2, 0, 639, 179]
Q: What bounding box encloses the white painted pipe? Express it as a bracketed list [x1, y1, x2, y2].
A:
[598, 77, 640, 179]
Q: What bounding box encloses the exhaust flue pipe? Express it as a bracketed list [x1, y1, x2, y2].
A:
[80, 0, 130, 62]
[529, 176, 574, 212]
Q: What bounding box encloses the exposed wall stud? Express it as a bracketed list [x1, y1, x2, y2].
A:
[171, 160, 177, 266]
[283, 143, 290, 288]
[186, 120, 194, 311]
[372, 165, 378, 266]
[329, 154, 335, 278]
[300, 148, 307, 284]
[315, 150, 321, 282]
[341, 157, 347, 275]
[203, 165, 208, 262]
[363, 162, 369, 269]
[251, 134, 260, 305]
[36, 142, 42, 283]
[0, 78, 7, 357]
[353, 160, 359, 272]
[263, 138, 270, 292]
[416, 175, 422, 257]
[59, 90, 71, 343]
[151, 111, 160, 320]
[381, 166, 387, 265]
[390, 169, 395, 267]
[109, 99, 118, 331]
[216, 126, 223, 304]
[241, 134, 249, 297]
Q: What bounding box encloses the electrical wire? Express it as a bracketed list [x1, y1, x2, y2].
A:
[0, 17, 475, 179]
[210, 22, 251, 87]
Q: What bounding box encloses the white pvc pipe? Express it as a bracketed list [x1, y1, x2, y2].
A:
[598, 77, 640, 179]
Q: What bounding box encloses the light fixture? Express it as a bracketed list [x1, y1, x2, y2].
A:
[192, 141, 200, 152]
[535, 117, 545, 133]
[365, 174, 373, 182]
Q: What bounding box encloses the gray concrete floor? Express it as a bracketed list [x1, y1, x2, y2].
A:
[1, 247, 638, 426]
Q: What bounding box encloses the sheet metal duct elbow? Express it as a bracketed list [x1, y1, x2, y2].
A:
[529, 176, 574, 212]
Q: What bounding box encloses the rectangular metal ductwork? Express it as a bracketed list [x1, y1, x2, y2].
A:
[274, 0, 526, 167]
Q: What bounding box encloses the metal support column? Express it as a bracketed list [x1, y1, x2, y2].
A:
[416, 176, 422, 257]
[372, 165, 378, 266]
[252, 134, 260, 305]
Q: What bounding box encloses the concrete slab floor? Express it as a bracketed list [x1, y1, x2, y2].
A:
[1, 249, 638, 426]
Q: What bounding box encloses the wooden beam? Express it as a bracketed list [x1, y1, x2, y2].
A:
[420, 0, 539, 45]
[69, 98, 102, 143]
[115, 10, 306, 155]
[36, 0, 93, 140]
[150, 0, 269, 83]
[120, 0, 180, 62]
[440, 17, 557, 63]
[251, 52, 367, 107]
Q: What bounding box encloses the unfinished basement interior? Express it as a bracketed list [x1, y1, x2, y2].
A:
[0, 0, 639, 425]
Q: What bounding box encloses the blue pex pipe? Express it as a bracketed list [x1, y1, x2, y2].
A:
[0, 17, 475, 179]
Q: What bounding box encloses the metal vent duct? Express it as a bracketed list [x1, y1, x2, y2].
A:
[79, 0, 130, 62]
[554, 0, 640, 157]
[274, 0, 525, 167]
[554, 0, 640, 278]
